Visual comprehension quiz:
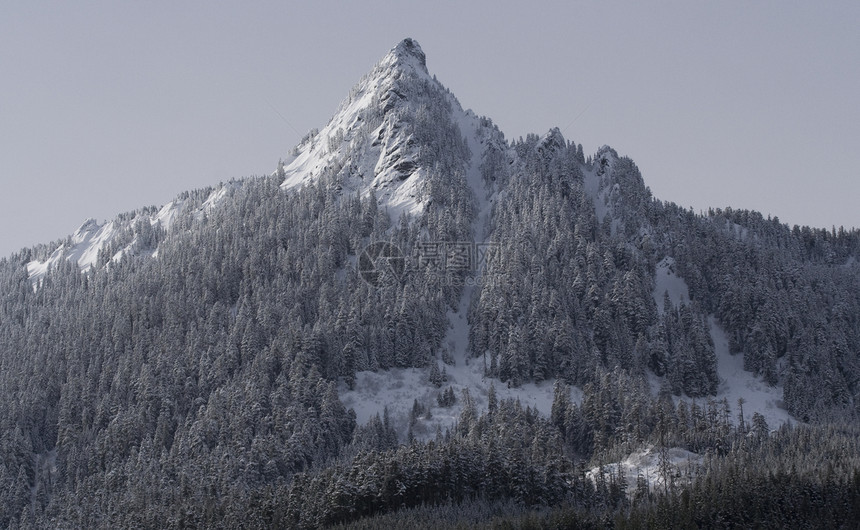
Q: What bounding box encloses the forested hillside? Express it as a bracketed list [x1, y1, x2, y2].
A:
[1, 39, 859, 528]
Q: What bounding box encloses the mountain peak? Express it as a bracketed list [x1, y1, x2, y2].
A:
[279, 39, 453, 220]
[381, 38, 427, 74]
[278, 39, 505, 227]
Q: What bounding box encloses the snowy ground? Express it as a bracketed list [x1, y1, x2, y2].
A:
[708, 316, 792, 429]
[339, 289, 581, 441]
[653, 257, 690, 313]
[651, 256, 793, 429]
[586, 444, 704, 496]
[582, 154, 609, 224]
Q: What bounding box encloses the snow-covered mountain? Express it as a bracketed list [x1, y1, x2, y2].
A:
[3, 37, 860, 528]
[275, 41, 794, 433]
[281, 39, 433, 210]
[16, 39, 842, 434]
[24, 181, 240, 287]
[281, 39, 435, 217]
[279, 39, 505, 227]
[24, 39, 502, 288]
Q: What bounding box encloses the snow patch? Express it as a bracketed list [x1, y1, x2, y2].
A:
[153, 200, 184, 231]
[725, 220, 749, 241]
[583, 147, 618, 223]
[26, 218, 118, 285]
[583, 166, 609, 223]
[709, 316, 793, 429]
[195, 182, 239, 221]
[653, 257, 690, 313]
[340, 280, 583, 441]
[650, 257, 793, 428]
[587, 445, 703, 496]
[452, 106, 492, 237]
[340, 368, 437, 432]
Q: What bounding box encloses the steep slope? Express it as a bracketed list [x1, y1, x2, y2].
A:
[23, 182, 240, 287]
[281, 39, 452, 222]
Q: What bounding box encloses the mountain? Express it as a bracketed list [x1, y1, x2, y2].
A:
[1, 39, 860, 528]
[280, 38, 439, 214]
[279, 38, 500, 229]
[23, 182, 241, 287]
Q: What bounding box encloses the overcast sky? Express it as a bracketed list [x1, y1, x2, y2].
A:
[2, 1, 859, 258]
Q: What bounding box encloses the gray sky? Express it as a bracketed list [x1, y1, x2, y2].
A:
[2, 1, 859, 258]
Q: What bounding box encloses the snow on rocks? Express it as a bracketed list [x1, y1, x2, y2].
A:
[26, 218, 118, 285]
[279, 39, 434, 223]
[25, 181, 239, 288]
